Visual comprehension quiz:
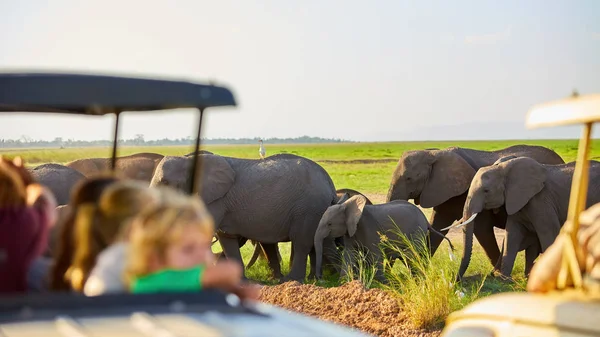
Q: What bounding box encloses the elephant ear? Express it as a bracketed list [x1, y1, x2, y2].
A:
[344, 195, 367, 237]
[420, 152, 476, 208]
[504, 158, 546, 215]
[493, 155, 518, 166]
[198, 155, 235, 205]
[336, 192, 350, 205]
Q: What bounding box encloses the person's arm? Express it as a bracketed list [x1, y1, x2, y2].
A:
[201, 260, 242, 290]
[201, 260, 260, 300]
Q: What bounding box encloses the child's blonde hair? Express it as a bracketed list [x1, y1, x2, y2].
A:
[68, 180, 161, 291]
[126, 196, 214, 283]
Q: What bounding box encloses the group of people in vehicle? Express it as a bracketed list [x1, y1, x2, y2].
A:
[0, 155, 260, 299]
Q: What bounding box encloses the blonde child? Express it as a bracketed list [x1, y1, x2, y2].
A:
[83, 185, 189, 296]
[126, 196, 259, 299]
[68, 180, 161, 292]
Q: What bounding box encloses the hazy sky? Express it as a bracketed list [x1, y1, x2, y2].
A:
[1, 1, 599, 141]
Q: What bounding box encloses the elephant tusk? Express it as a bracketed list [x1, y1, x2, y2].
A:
[441, 213, 478, 231]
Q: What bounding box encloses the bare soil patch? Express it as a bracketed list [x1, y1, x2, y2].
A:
[259, 281, 441, 337]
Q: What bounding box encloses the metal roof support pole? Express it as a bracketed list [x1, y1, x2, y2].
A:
[557, 122, 593, 290]
[111, 112, 121, 171]
[188, 108, 205, 195]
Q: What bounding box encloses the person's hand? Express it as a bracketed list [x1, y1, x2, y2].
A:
[0, 156, 35, 186]
[232, 282, 261, 301]
[202, 260, 243, 289]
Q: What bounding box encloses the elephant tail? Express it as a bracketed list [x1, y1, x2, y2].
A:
[246, 241, 265, 269]
[428, 226, 455, 251]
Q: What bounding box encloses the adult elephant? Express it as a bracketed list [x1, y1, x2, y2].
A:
[185, 150, 213, 156]
[244, 188, 373, 275]
[150, 153, 339, 282]
[30, 164, 86, 205]
[448, 157, 600, 279]
[66, 152, 164, 182]
[386, 145, 565, 277]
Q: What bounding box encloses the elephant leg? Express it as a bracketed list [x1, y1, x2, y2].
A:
[494, 234, 505, 272]
[322, 238, 341, 274]
[340, 245, 353, 280]
[428, 197, 464, 255]
[246, 241, 262, 269]
[473, 211, 502, 269]
[427, 207, 451, 255]
[284, 240, 311, 282]
[524, 241, 539, 277]
[372, 249, 387, 284]
[308, 248, 316, 280]
[261, 243, 283, 279]
[500, 219, 526, 278]
[217, 234, 246, 278]
[339, 236, 358, 280]
[289, 244, 294, 269]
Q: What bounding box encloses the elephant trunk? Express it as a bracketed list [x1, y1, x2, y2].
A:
[314, 226, 330, 279]
[455, 195, 484, 281]
[386, 182, 408, 202]
[386, 186, 396, 202]
[457, 221, 475, 281]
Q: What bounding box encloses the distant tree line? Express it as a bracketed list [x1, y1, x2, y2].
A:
[0, 135, 351, 148]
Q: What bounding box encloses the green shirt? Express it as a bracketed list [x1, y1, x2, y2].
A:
[130, 266, 205, 294]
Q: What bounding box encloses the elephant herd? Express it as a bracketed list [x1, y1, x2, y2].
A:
[32, 143, 599, 283]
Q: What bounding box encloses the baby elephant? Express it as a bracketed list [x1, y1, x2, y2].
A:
[314, 194, 453, 282]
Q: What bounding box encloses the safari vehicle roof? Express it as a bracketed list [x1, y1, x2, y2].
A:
[0, 72, 236, 114]
[0, 71, 236, 194]
[526, 92, 600, 128]
[0, 72, 372, 337]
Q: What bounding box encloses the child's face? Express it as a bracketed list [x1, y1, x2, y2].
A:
[163, 225, 214, 269]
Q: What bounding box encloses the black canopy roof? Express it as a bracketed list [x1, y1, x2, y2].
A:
[0, 72, 236, 114]
[0, 71, 236, 193]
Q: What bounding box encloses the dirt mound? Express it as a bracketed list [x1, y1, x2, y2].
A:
[259, 281, 440, 337]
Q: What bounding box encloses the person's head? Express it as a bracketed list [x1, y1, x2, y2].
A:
[0, 157, 28, 207]
[49, 175, 121, 291]
[126, 197, 215, 283]
[68, 180, 161, 292]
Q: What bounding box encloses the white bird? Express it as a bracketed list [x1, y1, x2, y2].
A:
[259, 139, 266, 160]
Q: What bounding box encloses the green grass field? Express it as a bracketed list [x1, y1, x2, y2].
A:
[1, 139, 596, 329]
[3, 139, 598, 196]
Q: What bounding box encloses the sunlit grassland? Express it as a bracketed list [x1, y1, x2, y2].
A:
[2, 139, 598, 196]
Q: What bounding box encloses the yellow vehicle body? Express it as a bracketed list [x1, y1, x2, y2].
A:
[441, 92, 600, 337]
[442, 291, 600, 337]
